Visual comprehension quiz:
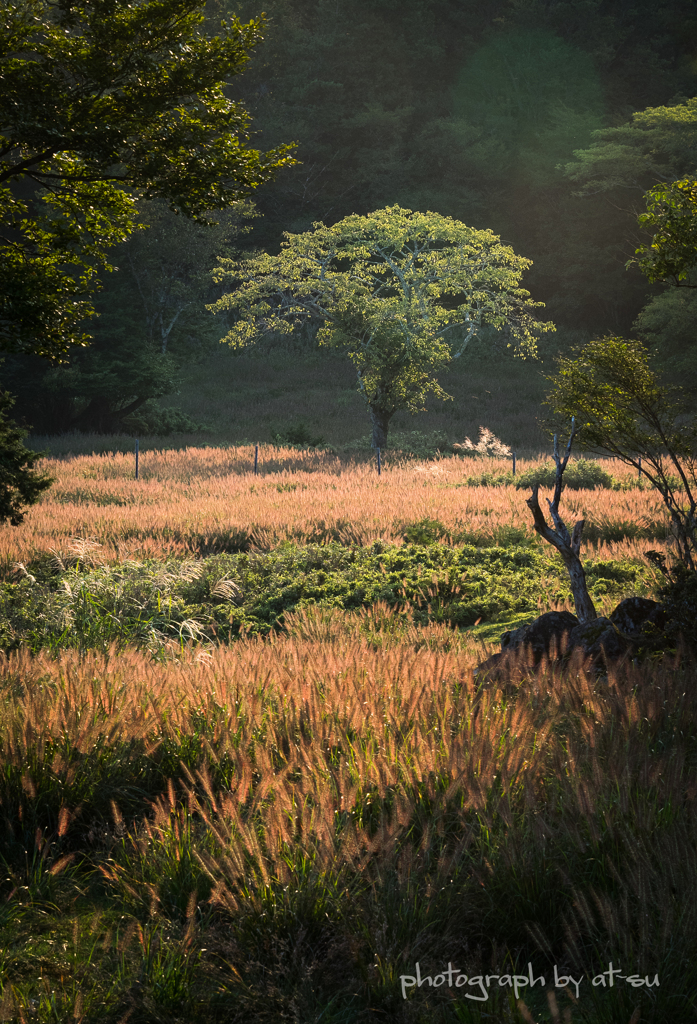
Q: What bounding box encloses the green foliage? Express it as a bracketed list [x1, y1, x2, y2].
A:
[271, 421, 326, 447]
[515, 458, 615, 491]
[634, 287, 697, 384]
[3, 342, 182, 435]
[211, 205, 553, 447]
[633, 177, 697, 286]
[124, 404, 208, 437]
[0, 543, 650, 652]
[340, 429, 449, 459]
[546, 334, 697, 569]
[0, 391, 53, 525]
[453, 28, 604, 181]
[563, 96, 697, 195]
[104, 198, 258, 357]
[0, 0, 295, 361]
[218, 0, 697, 334]
[657, 563, 697, 651]
[465, 459, 615, 491]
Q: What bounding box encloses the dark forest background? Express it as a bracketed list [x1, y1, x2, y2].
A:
[7, 0, 697, 444]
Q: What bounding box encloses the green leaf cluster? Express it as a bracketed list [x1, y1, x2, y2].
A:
[633, 177, 697, 286]
[0, 0, 296, 361]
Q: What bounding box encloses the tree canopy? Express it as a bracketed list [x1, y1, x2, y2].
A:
[562, 97, 697, 194]
[0, 0, 296, 361]
[210, 205, 554, 447]
[632, 177, 697, 287]
[545, 335, 697, 569]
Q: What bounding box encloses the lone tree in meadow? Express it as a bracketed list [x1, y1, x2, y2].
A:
[210, 205, 554, 448]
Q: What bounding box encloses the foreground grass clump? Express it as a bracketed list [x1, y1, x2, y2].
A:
[0, 622, 695, 1022]
[0, 542, 650, 652]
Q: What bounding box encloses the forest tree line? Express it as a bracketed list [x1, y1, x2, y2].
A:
[3, 0, 697, 438]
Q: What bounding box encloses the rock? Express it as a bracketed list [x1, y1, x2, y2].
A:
[609, 597, 666, 637]
[474, 599, 669, 680]
[473, 651, 506, 679]
[500, 610, 579, 663]
[567, 616, 629, 664]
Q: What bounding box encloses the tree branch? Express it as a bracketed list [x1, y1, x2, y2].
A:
[525, 418, 598, 624]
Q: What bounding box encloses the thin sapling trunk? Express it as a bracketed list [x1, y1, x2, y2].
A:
[525, 419, 598, 624]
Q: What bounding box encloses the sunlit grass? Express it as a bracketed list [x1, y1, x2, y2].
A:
[0, 625, 694, 1022]
[0, 444, 685, 1022]
[0, 446, 668, 568]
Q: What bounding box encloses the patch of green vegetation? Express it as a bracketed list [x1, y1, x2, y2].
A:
[270, 420, 327, 448]
[124, 404, 209, 436]
[0, 543, 651, 653]
[466, 458, 616, 490]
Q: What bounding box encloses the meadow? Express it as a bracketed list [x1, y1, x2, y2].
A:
[0, 446, 691, 1024]
[1, 446, 666, 565]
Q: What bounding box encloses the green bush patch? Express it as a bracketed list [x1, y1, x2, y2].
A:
[0, 543, 651, 653]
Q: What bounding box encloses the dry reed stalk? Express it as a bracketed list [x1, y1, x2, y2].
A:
[0, 447, 669, 566]
[3, 635, 691, 888]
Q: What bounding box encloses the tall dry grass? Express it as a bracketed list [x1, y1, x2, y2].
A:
[0, 618, 694, 1021]
[0, 446, 668, 566]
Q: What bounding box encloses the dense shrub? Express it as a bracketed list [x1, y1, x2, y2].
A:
[271, 420, 326, 448]
[124, 404, 207, 435]
[516, 458, 614, 490]
[467, 458, 616, 490]
[657, 564, 697, 650]
[0, 543, 650, 652]
[340, 429, 449, 459]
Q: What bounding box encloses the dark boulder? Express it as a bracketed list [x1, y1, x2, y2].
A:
[567, 617, 629, 664]
[500, 610, 579, 663]
[475, 599, 669, 680]
[610, 597, 666, 637]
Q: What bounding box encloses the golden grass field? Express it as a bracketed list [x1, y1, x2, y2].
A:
[1, 445, 669, 567]
[0, 446, 690, 1023]
[0, 614, 689, 1023]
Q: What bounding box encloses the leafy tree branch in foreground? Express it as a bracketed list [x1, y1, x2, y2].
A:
[0, 0, 296, 361]
[546, 335, 697, 571]
[210, 205, 554, 448]
[0, 391, 52, 526]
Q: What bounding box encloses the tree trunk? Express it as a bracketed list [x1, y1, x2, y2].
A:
[524, 423, 598, 625]
[370, 405, 392, 449]
[526, 486, 598, 624]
